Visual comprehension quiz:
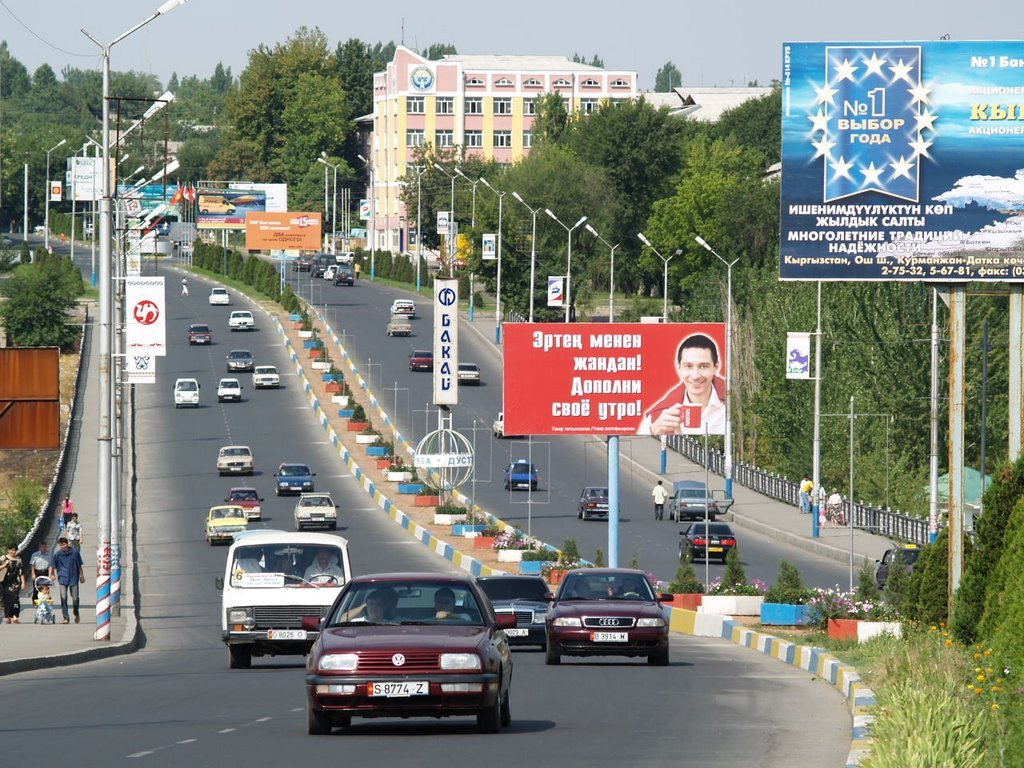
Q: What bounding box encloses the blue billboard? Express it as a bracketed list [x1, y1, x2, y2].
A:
[781, 41, 1024, 281]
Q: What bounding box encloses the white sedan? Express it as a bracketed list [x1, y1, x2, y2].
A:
[209, 287, 231, 305]
[252, 365, 280, 389]
[217, 378, 242, 402]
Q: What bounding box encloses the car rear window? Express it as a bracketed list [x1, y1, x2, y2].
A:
[479, 578, 549, 602]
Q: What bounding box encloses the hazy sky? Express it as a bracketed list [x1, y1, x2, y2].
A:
[1, 0, 1021, 91]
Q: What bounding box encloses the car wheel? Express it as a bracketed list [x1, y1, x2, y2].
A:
[647, 648, 670, 666]
[499, 688, 511, 727]
[545, 644, 560, 665]
[307, 701, 333, 735]
[229, 644, 252, 669]
[504, 481, 510, 491]
[577, 508, 583, 520]
[477, 691, 502, 733]
[531, 482, 538, 491]
[329, 523, 337, 531]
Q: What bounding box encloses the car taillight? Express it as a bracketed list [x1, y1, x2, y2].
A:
[721, 538, 736, 546]
[692, 537, 707, 546]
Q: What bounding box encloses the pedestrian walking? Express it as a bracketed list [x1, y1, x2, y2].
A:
[61, 493, 75, 527]
[799, 476, 813, 514]
[50, 537, 85, 624]
[28, 541, 53, 603]
[181, 276, 189, 296]
[64, 513, 83, 550]
[652, 480, 669, 521]
[1, 544, 26, 624]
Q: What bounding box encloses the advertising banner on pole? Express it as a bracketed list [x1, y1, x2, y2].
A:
[245, 212, 322, 250]
[482, 233, 496, 261]
[782, 40, 1024, 282]
[68, 156, 102, 202]
[433, 278, 459, 406]
[436, 210, 450, 235]
[124, 353, 156, 385]
[124, 276, 166, 357]
[786, 332, 812, 379]
[359, 199, 370, 221]
[49, 181, 62, 202]
[547, 276, 565, 307]
[502, 322, 727, 436]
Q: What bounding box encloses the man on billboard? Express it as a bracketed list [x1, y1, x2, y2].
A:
[638, 333, 726, 436]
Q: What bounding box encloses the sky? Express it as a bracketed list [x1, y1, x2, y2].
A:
[2, 0, 1023, 91]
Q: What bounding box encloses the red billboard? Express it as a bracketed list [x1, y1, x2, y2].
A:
[503, 323, 727, 437]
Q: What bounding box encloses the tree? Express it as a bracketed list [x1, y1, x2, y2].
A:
[654, 61, 682, 92]
[421, 43, 457, 60]
[530, 93, 572, 146]
[571, 53, 604, 68]
[0, 254, 83, 348]
[711, 87, 782, 165]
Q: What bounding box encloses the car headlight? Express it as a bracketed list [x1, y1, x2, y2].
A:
[228, 608, 252, 623]
[319, 653, 359, 671]
[636, 617, 666, 628]
[552, 617, 582, 627]
[440, 653, 481, 670]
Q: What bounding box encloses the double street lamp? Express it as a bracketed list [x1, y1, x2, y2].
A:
[545, 209, 587, 323]
[479, 177, 505, 342]
[512, 191, 541, 322]
[433, 163, 457, 272]
[356, 152, 375, 278]
[454, 167, 478, 227]
[695, 235, 740, 498]
[637, 232, 681, 322]
[317, 153, 340, 254]
[44, 138, 68, 251]
[408, 164, 426, 292]
[584, 223, 619, 322]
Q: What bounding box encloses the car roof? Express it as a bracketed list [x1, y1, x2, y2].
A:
[279, 462, 311, 469]
[582, 486, 608, 492]
[411, 349, 432, 356]
[563, 567, 647, 577]
[228, 530, 349, 548]
[255, 365, 277, 370]
[228, 349, 252, 355]
[189, 323, 210, 329]
[458, 362, 479, 369]
[228, 486, 258, 492]
[350, 571, 475, 585]
[674, 480, 709, 491]
[687, 521, 734, 532]
[477, 575, 547, 584]
[211, 287, 227, 292]
[218, 378, 240, 384]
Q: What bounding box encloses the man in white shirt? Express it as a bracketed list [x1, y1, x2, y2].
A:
[652, 480, 669, 521]
[303, 548, 344, 583]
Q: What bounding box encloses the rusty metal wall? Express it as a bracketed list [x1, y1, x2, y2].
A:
[0, 347, 60, 449]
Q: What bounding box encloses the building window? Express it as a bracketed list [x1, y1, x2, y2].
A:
[495, 77, 513, 86]
[494, 130, 512, 148]
[611, 78, 630, 87]
[581, 78, 600, 87]
[436, 130, 454, 148]
[465, 130, 483, 148]
[523, 131, 532, 149]
[465, 97, 483, 115]
[581, 98, 599, 114]
[406, 129, 425, 147]
[494, 97, 513, 115]
[436, 96, 454, 115]
[407, 96, 424, 114]
[524, 78, 542, 88]
[524, 99, 537, 116]
[553, 78, 572, 87]
[465, 76, 484, 86]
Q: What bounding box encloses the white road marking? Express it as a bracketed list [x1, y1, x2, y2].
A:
[218, 728, 235, 734]
[255, 717, 271, 723]
[177, 739, 196, 744]
[127, 752, 154, 758]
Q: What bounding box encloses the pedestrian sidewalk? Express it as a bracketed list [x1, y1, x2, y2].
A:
[0, 301, 137, 676]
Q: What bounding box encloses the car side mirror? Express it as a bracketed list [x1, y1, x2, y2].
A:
[259, 498, 264, 502]
[302, 615, 322, 631]
[312, 473, 317, 477]
[658, 592, 674, 602]
[544, 592, 555, 602]
[214, 576, 224, 590]
[495, 613, 517, 629]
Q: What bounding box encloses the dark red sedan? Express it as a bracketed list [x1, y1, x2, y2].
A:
[303, 573, 516, 734]
[544, 568, 671, 666]
[408, 349, 433, 371]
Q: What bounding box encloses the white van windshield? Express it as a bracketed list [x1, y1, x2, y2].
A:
[230, 543, 345, 588]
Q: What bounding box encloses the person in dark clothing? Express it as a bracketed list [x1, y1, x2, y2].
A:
[50, 538, 85, 624]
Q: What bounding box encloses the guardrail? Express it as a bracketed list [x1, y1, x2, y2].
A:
[665, 434, 931, 546]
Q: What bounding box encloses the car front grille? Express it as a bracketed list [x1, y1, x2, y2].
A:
[581, 616, 636, 629]
[357, 650, 439, 673]
[252, 605, 326, 629]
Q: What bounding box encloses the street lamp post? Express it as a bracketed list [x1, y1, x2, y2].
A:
[356, 152, 375, 279]
[636, 232, 679, 322]
[695, 235, 740, 498]
[512, 192, 541, 322]
[318, 154, 339, 254]
[479, 177, 504, 342]
[44, 138, 67, 251]
[584, 223, 619, 322]
[82, 0, 187, 643]
[409, 164, 425, 293]
[433, 163, 457, 273]
[545, 209, 587, 323]
[454, 167, 478, 228]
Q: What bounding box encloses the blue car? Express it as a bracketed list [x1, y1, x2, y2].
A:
[503, 460, 539, 491]
[274, 462, 316, 496]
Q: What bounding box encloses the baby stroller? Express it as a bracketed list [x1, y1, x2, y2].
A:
[33, 575, 55, 624]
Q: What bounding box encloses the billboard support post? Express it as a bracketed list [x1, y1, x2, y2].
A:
[608, 436, 620, 568]
[511, 192, 541, 322]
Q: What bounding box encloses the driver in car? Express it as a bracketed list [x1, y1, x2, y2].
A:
[617, 577, 643, 598]
[302, 548, 344, 583]
[434, 587, 471, 621]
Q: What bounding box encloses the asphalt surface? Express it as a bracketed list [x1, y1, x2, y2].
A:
[0, 247, 866, 765]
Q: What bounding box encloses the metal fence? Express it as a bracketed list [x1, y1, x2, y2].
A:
[665, 434, 932, 546]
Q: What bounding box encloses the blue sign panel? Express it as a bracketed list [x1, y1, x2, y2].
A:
[781, 41, 1024, 281]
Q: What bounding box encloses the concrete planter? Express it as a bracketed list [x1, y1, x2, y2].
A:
[375, 458, 392, 469]
[497, 549, 526, 562]
[518, 561, 555, 575]
[387, 470, 413, 482]
[303, 339, 320, 348]
[414, 495, 440, 507]
[324, 381, 342, 393]
[453, 524, 487, 537]
[298, 329, 314, 339]
[308, 348, 324, 359]
[760, 603, 811, 626]
[338, 408, 355, 418]
[700, 595, 764, 616]
[433, 513, 467, 525]
[355, 433, 380, 444]
[663, 594, 703, 611]
[398, 483, 424, 494]
[322, 372, 338, 381]
[828, 618, 902, 642]
[345, 421, 368, 431]
[366, 446, 389, 457]
[311, 360, 331, 370]
[473, 536, 497, 549]
[331, 395, 350, 407]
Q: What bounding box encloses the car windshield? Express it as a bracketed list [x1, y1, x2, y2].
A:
[301, 496, 331, 507]
[255, 367, 276, 375]
[328, 581, 485, 626]
[178, 381, 197, 391]
[478, 578, 549, 602]
[212, 507, 243, 520]
[412, 350, 431, 358]
[219, 380, 239, 387]
[191, 325, 210, 332]
[230, 490, 258, 502]
[222, 447, 251, 457]
[228, 351, 250, 359]
[688, 523, 733, 536]
[559, 574, 654, 601]
[280, 465, 310, 477]
[679, 488, 708, 499]
[511, 463, 532, 474]
[585, 488, 607, 499]
[229, 544, 345, 587]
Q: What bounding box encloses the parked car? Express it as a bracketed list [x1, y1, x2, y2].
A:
[294, 492, 338, 531]
[503, 461, 539, 491]
[323, 264, 339, 281]
[275, 462, 316, 496]
[678, 521, 738, 563]
[209, 287, 231, 305]
[229, 310, 255, 331]
[477, 575, 550, 649]
[173, 377, 200, 408]
[667, 480, 720, 522]
[187, 323, 213, 345]
[457, 363, 481, 385]
[302, 572, 515, 734]
[335, 251, 355, 265]
[391, 298, 416, 318]
[333, 264, 355, 286]
[294, 254, 315, 272]
[875, 544, 922, 589]
[577, 487, 610, 520]
[225, 486, 263, 521]
[217, 445, 255, 476]
[409, 349, 433, 371]
[311, 253, 334, 278]
[386, 315, 412, 336]
[205, 504, 248, 545]
[492, 412, 505, 439]
[216, 378, 243, 402]
[252, 365, 280, 389]
[544, 568, 670, 666]
[225, 349, 254, 372]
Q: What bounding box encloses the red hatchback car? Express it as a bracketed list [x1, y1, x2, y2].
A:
[408, 349, 433, 371]
[544, 568, 671, 666]
[303, 573, 516, 734]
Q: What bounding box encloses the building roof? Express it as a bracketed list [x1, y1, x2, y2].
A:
[440, 54, 603, 72]
[643, 86, 774, 121]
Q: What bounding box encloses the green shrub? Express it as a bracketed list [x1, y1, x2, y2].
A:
[764, 559, 815, 604]
[667, 553, 705, 594]
[434, 502, 467, 516]
[559, 538, 581, 566]
[521, 549, 555, 562]
[350, 404, 366, 422]
[910, 529, 951, 626]
[856, 559, 881, 603]
[593, 548, 606, 567]
[721, 546, 748, 589]
[883, 546, 915, 619]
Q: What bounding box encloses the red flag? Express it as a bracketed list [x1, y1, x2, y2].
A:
[170, 186, 184, 205]
[187, 185, 197, 203]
